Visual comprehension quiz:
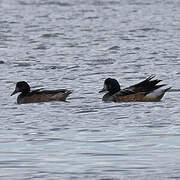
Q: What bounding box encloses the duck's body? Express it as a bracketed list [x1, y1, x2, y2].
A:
[11, 81, 72, 104]
[99, 75, 171, 102]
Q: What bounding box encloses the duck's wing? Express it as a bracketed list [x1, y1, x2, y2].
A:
[29, 88, 44, 95]
[115, 88, 135, 96]
[41, 89, 72, 101]
[40, 89, 70, 94]
[27, 89, 72, 102]
[30, 89, 69, 95]
[124, 75, 166, 94]
[108, 88, 136, 102]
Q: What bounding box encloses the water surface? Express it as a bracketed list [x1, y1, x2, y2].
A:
[0, 0, 180, 179]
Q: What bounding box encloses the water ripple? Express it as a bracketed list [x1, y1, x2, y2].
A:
[1, 0, 180, 179]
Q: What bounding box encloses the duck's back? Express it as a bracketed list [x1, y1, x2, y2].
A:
[17, 89, 72, 104]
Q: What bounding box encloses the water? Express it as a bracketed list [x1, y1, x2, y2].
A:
[0, 0, 180, 179]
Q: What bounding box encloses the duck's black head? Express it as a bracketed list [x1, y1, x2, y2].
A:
[11, 81, 30, 96]
[99, 78, 121, 95]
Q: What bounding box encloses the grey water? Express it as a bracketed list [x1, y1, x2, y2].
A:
[0, 0, 180, 179]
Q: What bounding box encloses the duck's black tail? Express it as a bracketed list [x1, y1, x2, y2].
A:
[129, 75, 167, 93]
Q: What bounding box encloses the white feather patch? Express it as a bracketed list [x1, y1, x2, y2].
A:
[145, 88, 164, 98]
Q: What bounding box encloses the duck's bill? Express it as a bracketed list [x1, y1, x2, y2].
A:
[99, 84, 108, 93]
[11, 90, 18, 96]
[99, 88, 106, 93]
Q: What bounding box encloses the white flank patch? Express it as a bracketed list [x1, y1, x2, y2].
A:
[145, 88, 164, 98]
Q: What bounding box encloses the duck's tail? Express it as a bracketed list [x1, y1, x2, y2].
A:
[51, 90, 72, 101]
[163, 87, 172, 93]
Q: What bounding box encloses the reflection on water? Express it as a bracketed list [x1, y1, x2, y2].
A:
[0, 0, 180, 179]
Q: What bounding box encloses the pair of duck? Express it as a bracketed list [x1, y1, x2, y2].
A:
[11, 75, 171, 104]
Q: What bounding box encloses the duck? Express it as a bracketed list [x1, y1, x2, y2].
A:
[99, 75, 171, 102]
[11, 81, 72, 104]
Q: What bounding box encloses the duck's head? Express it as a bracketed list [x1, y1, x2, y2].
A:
[99, 78, 121, 95]
[11, 81, 30, 96]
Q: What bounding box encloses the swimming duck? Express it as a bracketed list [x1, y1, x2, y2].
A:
[99, 75, 171, 102]
[11, 81, 72, 104]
